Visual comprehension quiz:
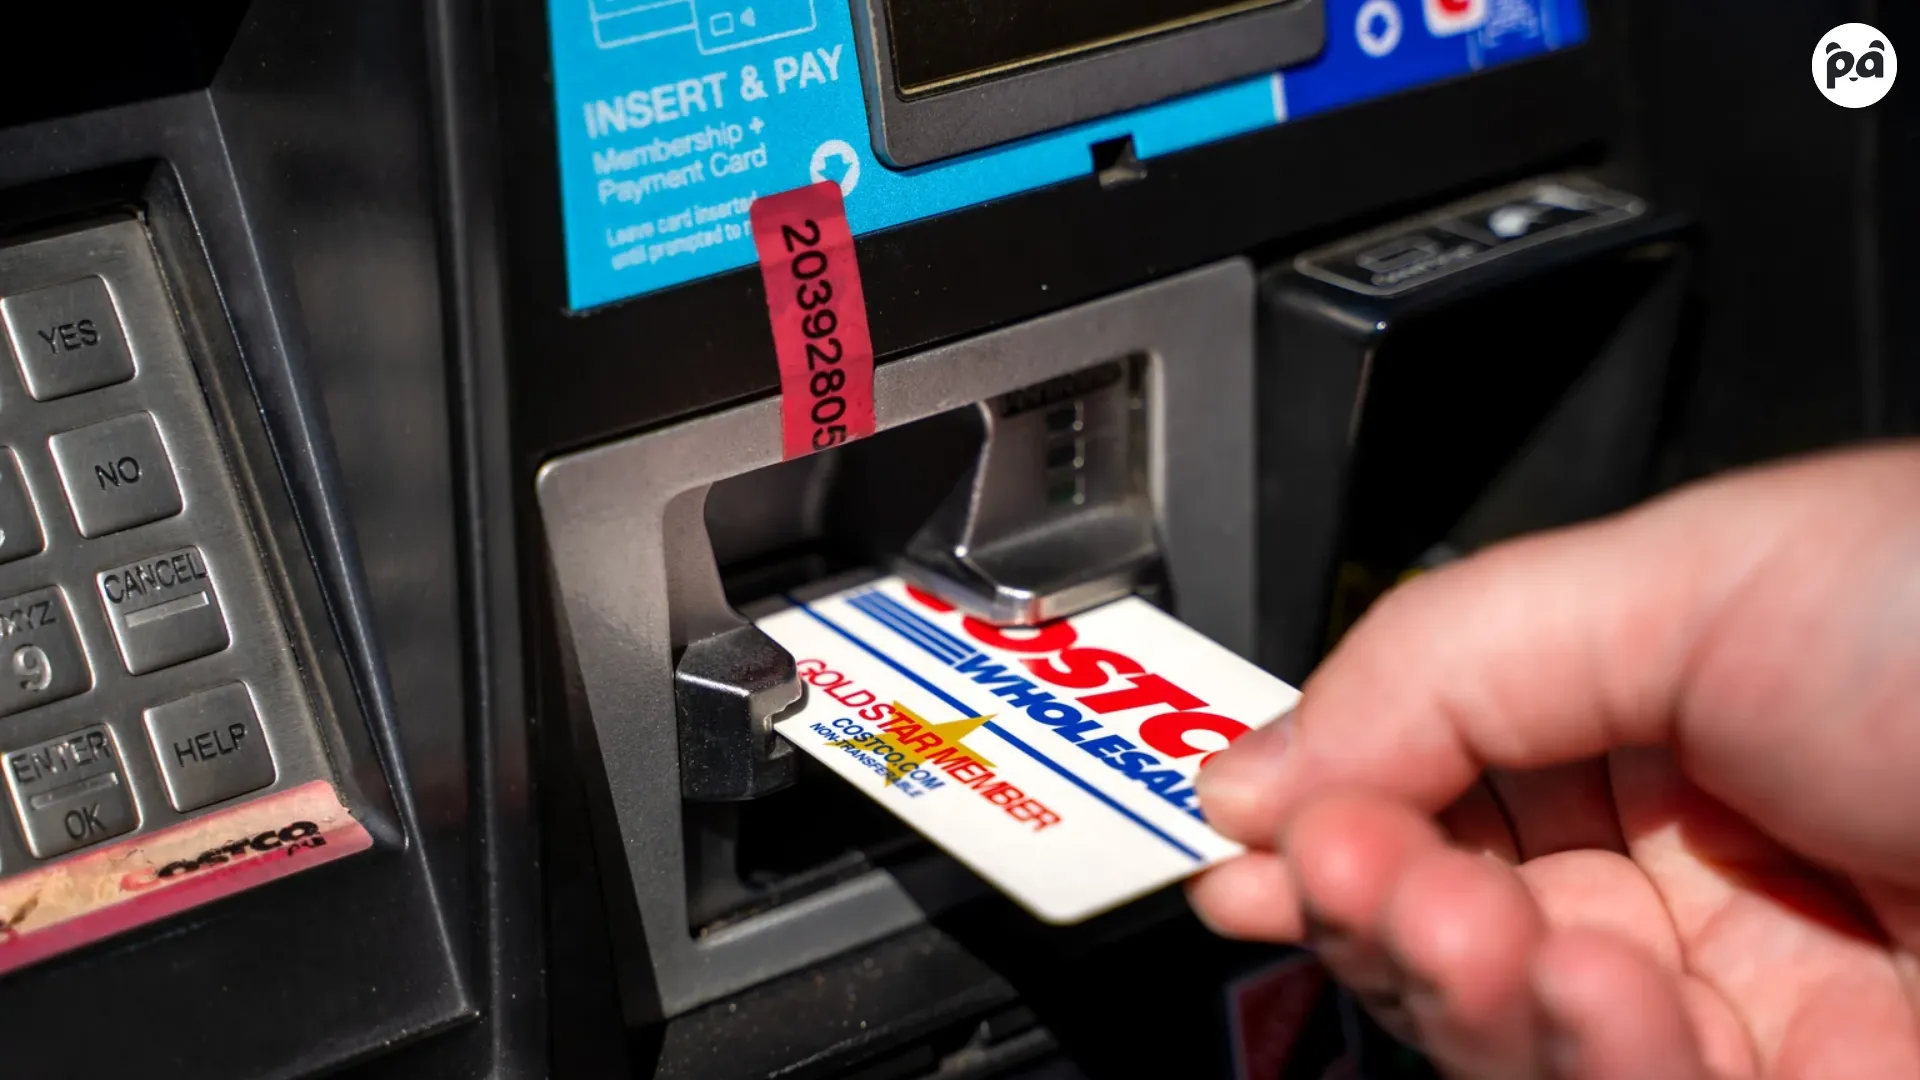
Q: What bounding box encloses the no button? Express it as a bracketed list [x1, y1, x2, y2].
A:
[48, 412, 183, 538]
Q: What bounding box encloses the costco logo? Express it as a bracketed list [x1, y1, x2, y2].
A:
[1424, 0, 1487, 36]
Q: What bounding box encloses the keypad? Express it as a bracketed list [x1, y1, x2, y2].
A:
[0, 219, 334, 879]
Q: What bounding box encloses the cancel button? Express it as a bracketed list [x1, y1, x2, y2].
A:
[142, 684, 276, 812]
[96, 545, 230, 675]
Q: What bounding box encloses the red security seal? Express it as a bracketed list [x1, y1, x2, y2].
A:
[749, 182, 876, 459]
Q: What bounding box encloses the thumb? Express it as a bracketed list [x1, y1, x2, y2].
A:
[1200, 442, 1920, 876]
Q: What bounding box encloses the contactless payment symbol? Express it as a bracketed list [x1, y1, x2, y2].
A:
[1355, 0, 1402, 59]
[1422, 0, 1486, 38]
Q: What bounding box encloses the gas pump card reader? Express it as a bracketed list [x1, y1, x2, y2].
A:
[760, 576, 1299, 924]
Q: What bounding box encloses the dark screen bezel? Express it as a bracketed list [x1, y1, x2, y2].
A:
[884, 0, 1288, 97]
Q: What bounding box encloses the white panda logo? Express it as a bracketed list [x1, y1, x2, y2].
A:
[1813, 24, 1898, 108]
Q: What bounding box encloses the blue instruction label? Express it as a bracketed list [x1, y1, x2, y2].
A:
[547, 0, 1589, 311]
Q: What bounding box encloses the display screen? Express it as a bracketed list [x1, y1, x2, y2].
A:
[884, 0, 1287, 96]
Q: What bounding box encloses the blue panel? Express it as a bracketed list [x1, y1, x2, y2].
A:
[548, 0, 1590, 310]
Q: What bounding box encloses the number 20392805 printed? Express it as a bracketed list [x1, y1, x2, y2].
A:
[780, 219, 855, 451]
[749, 183, 876, 460]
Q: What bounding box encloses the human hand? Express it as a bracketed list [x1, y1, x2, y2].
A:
[1189, 443, 1920, 1079]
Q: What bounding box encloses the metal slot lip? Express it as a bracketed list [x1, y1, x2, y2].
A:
[899, 357, 1158, 626]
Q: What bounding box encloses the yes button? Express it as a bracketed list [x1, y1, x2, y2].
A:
[1, 276, 137, 402]
[97, 545, 230, 674]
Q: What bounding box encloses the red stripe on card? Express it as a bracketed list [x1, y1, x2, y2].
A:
[750, 182, 876, 459]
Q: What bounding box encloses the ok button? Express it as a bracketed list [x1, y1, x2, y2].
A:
[49, 413, 183, 538]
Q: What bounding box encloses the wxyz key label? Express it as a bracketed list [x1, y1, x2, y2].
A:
[750, 182, 876, 459]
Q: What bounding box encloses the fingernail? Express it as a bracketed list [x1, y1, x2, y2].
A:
[1222, 706, 1297, 763]
[1196, 707, 1295, 806]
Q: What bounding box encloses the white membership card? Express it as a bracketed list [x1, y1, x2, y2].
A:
[756, 576, 1300, 924]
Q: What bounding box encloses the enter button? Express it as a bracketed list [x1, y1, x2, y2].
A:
[143, 684, 276, 812]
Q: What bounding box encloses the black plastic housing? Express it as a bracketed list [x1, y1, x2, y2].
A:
[0, 0, 1908, 1077]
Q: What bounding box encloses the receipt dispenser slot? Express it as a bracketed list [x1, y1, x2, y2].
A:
[1257, 177, 1695, 683]
[537, 261, 1258, 1021]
